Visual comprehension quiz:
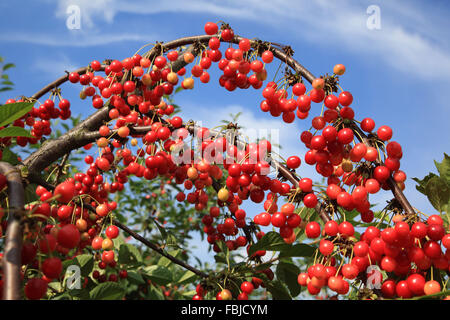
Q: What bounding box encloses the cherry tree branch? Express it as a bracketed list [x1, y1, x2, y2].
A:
[113, 220, 208, 278]
[0, 162, 25, 300]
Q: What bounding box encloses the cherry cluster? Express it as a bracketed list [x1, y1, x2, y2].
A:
[0, 21, 448, 301]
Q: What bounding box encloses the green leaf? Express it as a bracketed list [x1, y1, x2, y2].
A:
[147, 285, 165, 300]
[90, 282, 125, 300]
[424, 176, 450, 212]
[0, 126, 32, 138]
[0, 147, 20, 165]
[24, 183, 38, 204]
[413, 173, 438, 195]
[142, 265, 172, 285]
[435, 153, 450, 183]
[126, 271, 145, 284]
[276, 260, 301, 297]
[118, 243, 143, 265]
[2, 63, 15, 71]
[0, 102, 34, 127]
[176, 270, 197, 285]
[265, 280, 292, 300]
[278, 243, 316, 258]
[214, 253, 227, 264]
[62, 254, 94, 277]
[158, 249, 181, 267]
[112, 235, 125, 249]
[76, 254, 94, 276]
[253, 262, 274, 272]
[248, 232, 288, 256]
[0, 87, 12, 92]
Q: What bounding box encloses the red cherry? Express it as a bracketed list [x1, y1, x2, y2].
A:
[396, 280, 412, 298]
[324, 220, 339, 236]
[377, 125, 393, 141]
[25, 278, 48, 300]
[54, 180, 76, 203]
[406, 274, 425, 296]
[57, 224, 80, 249]
[338, 221, 355, 237]
[338, 91, 353, 106]
[381, 279, 396, 298]
[240, 281, 254, 294]
[42, 257, 62, 279]
[105, 225, 119, 239]
[361, 118, 375, 132]
[319, 239, 334, 256]
[337, 128, 354, 144]
[427, 214, 444, 226]
[286, 156, 301, 169]
[303, 193, 318, 208]
[204, 22, 218, 35]
[305, 221, 321, 238]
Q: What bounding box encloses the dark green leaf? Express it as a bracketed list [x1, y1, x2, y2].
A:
[276, 260, 301, 297]
[147, 285, 165, 300]
[0, 147, 20, 165]
[61, 254, 94, 277]
[2, 63, 15, 71]
[74, 254, 94, 276]
[142, 265, 172, 285]
[118, 243, 143, 265]
[0, 102, 34, 127]
[90, 282, 125, 300]
[265, 280, 292, 300]
[413, 173, 438, 195]
[253, 262, 274, 272]
[126, 271, 145, 284]
[0, 126, 32, 138]
[425, 176, 450, 212]
[214, 253, 227, 264]
[24, 183, 38, 204]
[435, 153, 450, 183]
[279, 243, 316, 258]
[248, 232, 288, 256]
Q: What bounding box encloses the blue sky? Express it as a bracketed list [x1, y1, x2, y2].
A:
[1, 0, 450, 265]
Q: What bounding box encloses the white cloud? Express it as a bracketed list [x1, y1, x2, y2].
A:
[54, 0, 249, 25]
[50, 0, 450, 81]
[0, 32, 151, 47]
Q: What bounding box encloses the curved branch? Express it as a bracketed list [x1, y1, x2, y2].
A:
[31, 66, 104, 100]
[113, 220, 208, 278]
[0, 162, 25, 300]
